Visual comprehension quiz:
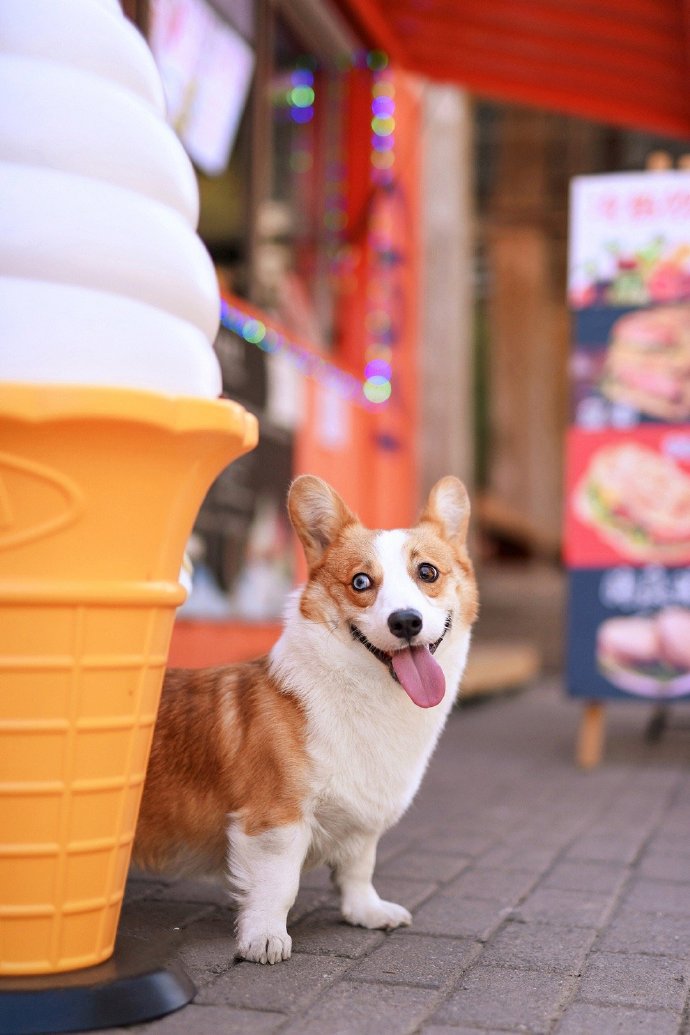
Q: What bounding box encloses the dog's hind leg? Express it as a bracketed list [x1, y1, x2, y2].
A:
[228, 819, 311, 964]
[333, 833, 412, 930]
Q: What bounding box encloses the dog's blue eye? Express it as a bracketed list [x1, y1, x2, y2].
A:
[418, 563, 439, 583]
[352, 573, 372, 592]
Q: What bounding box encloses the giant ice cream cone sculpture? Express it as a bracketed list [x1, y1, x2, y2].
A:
[0, 0, 258, 975]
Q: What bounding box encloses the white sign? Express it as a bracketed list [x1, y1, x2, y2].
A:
[568, 171, 690, 308]
[150, 0, 255, 176]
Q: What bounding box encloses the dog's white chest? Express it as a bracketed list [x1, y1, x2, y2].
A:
[270, 590, 470, 865]
[305, 671, 448, 841]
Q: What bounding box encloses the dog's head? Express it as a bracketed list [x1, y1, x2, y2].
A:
[288, 475, 478, 708]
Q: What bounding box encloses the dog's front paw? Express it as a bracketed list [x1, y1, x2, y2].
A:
[236, 928, 292, 965]
[343, 898, 412, 930]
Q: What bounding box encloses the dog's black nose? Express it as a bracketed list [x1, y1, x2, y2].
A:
[388, 609, 423, 641]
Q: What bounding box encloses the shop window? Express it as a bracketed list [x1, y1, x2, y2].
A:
[147, 0, 357, 624]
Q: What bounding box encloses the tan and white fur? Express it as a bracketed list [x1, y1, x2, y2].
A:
[134, 475, 478, 964]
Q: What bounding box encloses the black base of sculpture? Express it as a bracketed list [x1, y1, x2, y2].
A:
[0, 934, 195, 1034]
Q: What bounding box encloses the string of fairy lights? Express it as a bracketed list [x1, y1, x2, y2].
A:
[219, 298, 367, 405]
[225, 51, 398, 408]
[362, 53, 396, 404]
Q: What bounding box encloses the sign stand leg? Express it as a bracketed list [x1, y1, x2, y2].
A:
[645, 705, 669, 743]
[576, 701, 606, 769]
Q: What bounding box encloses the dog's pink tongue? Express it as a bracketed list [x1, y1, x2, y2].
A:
[391, 645, 445, 708]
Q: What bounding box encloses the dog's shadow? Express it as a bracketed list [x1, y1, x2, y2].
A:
[119, 867, 344, 971]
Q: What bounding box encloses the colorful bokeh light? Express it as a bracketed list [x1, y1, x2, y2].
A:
[289, 68, 315, 124]
[290, 107, 313, 124]
[372, 96, 395, 117]
[242, 318, 265, 344]
[363, 376, 392, 403]
[371, 115, 395, 136]
[371, 151, 394, 170]
[221, 302, 367, 404]
[365, 358, 393, 380]
[367, 50, 389, 71]
[290, 85, 315, 108]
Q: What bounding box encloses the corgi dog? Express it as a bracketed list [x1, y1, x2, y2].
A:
[133, 475, 478, 964]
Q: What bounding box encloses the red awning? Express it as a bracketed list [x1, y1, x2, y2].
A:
[335, 0, 690, 139]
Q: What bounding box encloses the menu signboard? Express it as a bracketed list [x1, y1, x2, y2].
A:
[566, 172, 690, 710]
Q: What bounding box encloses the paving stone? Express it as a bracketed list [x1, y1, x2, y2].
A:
[124, 875, 171, 902]
[432, 965, 576, 1033]
[478, 920, 597, 976]
[378, 847, 470, 883]
[196, 953, 350, 1012]
[657, 807, 690, 835]
[117, 898, 216, 945]
[508, 822, 587, 851]
[638, 850, 690, 882]
[645, 768, 689, 790]
[419, 1028, 510, 1035]
[279, 979, 437, 1035]
[651, 832, 690, 859]
[173, 911, 237, 986]
[565, 832, 644, 864]
[136, 1004, 286, 1033]
[350, 932, 476, 988]
[374, 874, 438, 912]
[476, 802, 530, 829]
[289, 881, 335, 923]
[598, 907, 690, 958]
[578, 951, 690, 1011]
[477, 842, 558, 873]
[542, 860, 629, 895]
[623, 878, 690, 917]
[406, 893, 506, 940]
[444, 867, 536, 904]
[155, 875, 232, 907]
[290, 907, 385, 958]
[108, 682, 690, 1035]
[555, 1002, 681, 1035]
[419, 830, 500, 858]
[515, 887, 614, 928]
[299, 865, 334, 890]
[377, 827, 416, 861]
[599, 796, 671, 826]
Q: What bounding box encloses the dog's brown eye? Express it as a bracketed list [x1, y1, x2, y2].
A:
[352, 573, 372, 592]
[418, 563, 439, 583]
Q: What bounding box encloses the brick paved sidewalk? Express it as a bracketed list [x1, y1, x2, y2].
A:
[101, 680, 690, 1035]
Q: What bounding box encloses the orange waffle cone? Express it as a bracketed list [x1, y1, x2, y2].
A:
[0, 385, 257, 974]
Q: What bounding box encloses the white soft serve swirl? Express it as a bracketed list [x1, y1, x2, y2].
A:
[0, 0, 223, 397]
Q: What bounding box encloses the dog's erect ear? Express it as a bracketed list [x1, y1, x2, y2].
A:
[419, 476, 470, 546]
[288, 475, 357, 568]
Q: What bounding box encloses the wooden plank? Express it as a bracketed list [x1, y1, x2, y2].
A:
[576, 702, 606, 769]
[461, 641, 541, 700]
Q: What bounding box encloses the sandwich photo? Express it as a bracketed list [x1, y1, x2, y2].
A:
[574, 441, 690, 564]
[601, 305, 690, 422]
[597, 607, 690, 698]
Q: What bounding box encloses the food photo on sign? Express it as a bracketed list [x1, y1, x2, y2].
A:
[567, 566, 690, 702]
[571, 304, 690, 428]
[564, 426, 690, 569]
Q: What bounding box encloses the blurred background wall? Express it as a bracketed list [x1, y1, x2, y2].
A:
[118, 0, 690, 682]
